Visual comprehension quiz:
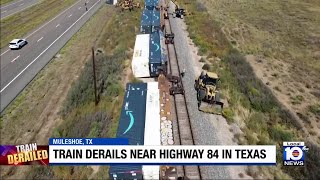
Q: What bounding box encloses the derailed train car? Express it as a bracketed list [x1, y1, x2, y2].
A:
[132, 31, 167, 78]
[143, 82, 160, 179]
[144, 0, 154, 10]
[136, 0, 166, 78]
[109, 83, 160, 180]
[132, 34, 151, 78]
[152, 9, 161, 32]
[109, 83, 147, 180]
[149, 32, 164, 77]
[140, 9, 153, 34]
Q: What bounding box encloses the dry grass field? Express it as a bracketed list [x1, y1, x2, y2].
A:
[0, 0, 14, 5]
[178, 0, 320, 178]
[202, 0, 320, 142]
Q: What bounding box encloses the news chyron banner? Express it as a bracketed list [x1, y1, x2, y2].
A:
[0, 138, 128, 165]
[1, 138, 277, 165]
[0, 144, 49, 165]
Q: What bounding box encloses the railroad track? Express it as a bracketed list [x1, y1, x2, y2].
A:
[164, 9, 202, 180]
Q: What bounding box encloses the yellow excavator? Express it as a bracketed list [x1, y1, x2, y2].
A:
[194, 71, 224, 115]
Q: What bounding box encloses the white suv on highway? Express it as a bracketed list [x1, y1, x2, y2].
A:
[9, 39, 27, 50]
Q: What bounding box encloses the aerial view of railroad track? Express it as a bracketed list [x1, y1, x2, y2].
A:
[0, 0, 319, 179]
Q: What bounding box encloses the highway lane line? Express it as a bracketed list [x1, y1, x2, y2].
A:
[19, 3, 24, 6]
[56, 24, 60, 27]
[37, 37, 43, 42]
[1, 50, 10, 56]
[0, 0, 101, 93]
[1, 10, 7, 13]
[11, 55, 20, 62]
[68, 14, 72, 17]
[0, 0, 24, 9]
[0, 0, 81, 57]
[24, 0, 81, 39]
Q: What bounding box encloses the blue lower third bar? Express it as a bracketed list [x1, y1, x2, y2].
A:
[49, 138, 129, 145]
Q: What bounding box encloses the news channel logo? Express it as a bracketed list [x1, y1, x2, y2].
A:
[283, 142, 309, 166]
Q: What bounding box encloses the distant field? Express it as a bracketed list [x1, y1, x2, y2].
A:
[178, 0, 320, 179]
[202, 0, 320, 142]
[203, 0, 320, 70]
[0, 0, 14, 5]
[0, 0, 77, 48]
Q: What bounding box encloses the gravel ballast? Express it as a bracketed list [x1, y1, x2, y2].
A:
[168, 7, 231, 180]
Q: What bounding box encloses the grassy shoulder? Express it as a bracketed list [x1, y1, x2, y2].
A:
[0, 0, 14, 5]
[178, 0, 319, 179]
[0, 0, 77, 48]
[0, 4, 117, 179]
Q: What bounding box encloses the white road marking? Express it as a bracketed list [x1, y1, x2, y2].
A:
[24, 0, 80, 39]
[78, 7, 81, 10]
[11, 55, 20, 62]
[0, 0, 24, 9]
[1, 49, 10, 56]
[19, 3, 24, 6]
[1, 10, 7, 13]
[0, 0, 101, 93]
[0, 0, 81, 57]
[37, 37, 43, 42]
[68, 14, 72, 17]
[56, 24, 60, 27]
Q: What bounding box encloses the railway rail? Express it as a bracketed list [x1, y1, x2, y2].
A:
[163, 7, 202, 180]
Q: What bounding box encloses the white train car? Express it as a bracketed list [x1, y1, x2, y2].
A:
[132, 34, 150, 78]
[143, 82, 160, 179]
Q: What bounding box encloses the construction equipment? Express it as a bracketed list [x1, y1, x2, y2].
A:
[173, 8, 186, 19]
[165, 0, 186, 19]
[194, 71, 224, 115]
[165, 33, 174, 44]
[116, 0, 140, 11]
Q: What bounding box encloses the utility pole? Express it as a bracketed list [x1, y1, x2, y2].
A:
[92, 47, 98, 105]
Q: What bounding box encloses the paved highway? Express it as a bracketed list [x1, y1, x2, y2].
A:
[0, 0, 104, 112]
[0, 0, 40, 19]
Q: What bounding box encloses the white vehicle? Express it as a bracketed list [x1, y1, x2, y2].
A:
[9, 39, 27, 50]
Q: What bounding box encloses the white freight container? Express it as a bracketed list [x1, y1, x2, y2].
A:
[132, 34, 150, 77]
[143, 82, 160, 179]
